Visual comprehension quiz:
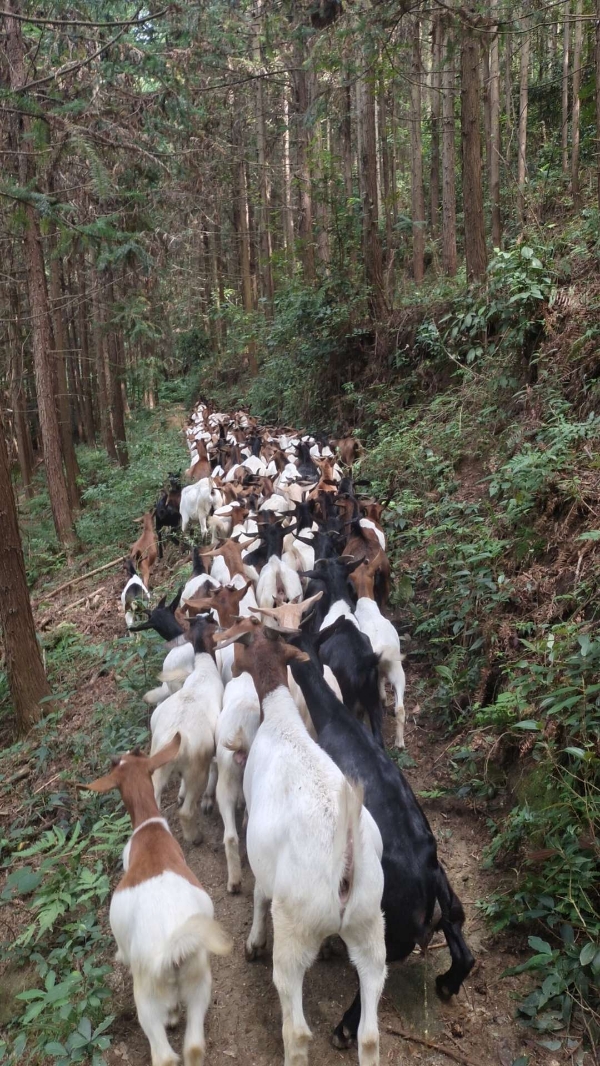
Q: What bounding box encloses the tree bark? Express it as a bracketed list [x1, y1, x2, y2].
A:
[517, 15, 530, 226]
[0, 412, 51, 734]
[411, 21, 426, 284]
[5, 6, 76, 548]
[441, 21, 458, 277]
[292, 34, 316, 284]
[461, 29, 487, 281]
[253, 1, 274, 310]
[90, 265, 118, 460]
[562, 3, 571, 174]
[7, 281, 34, 497]
[48, 223, 81, 510]
[596, 0, 600, 213]
[489, 0, 502, 247]
[571, 0, 583, 202]
[105, 269, 128, 467]
[76, 252, 96, 444]
[282, 87, 295, 268]
[430, 16, 442, 238]
[356, 71, 386, 317]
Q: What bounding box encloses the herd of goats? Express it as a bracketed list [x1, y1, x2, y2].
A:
[84, 401, 474, 1066]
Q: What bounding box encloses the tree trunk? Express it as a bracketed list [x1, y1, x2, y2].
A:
[7, 282, 34, 497]
[292, 35, 316, 284]
[379, 79, 393, 254]
[356, 71, 386, 317]
[310, 76, 331, 273]
[48, 224, 81, 510]
[430, 16, 442, 238]
[489, 0, 502, 247]
[341, 82, 354, 200]
[253, 1, 274, 311]
[105, 270, 128, 467]
[505, 27, 513, 163]
[441, 21, 458, 277]
[461, 30, 488, 281]
[596, 0, 600, 213]
[0, 412, 51, 734]
[282, 88, 295, 268]
[562, 3, 571, 174]
[517, 16, 530, 226]
[5, 7, 76, 549]
[76, 253, 96, 444]
[411, 21, 426, 284]
[90, 265, 118, 460]
[571, 0, 583, 203]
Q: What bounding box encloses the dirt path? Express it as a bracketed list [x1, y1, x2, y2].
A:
[105, 697, 539, 1066]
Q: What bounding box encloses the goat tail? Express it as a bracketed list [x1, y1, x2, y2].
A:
[158, 666, 191, 685]
[143, 683, 170, 706]
[332, 778, 364, 909]
[159, 913, 233, 973]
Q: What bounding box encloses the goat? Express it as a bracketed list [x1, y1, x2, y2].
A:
[120, 559, 150, 628]
[350, 555, 407, 748]
[342, 520, 390, 609]
[150, 618, 224, 843]
[215, 618, 387, 1066]
[286, 651, 474, 1049]
[129, 589, 186, 645]
[180, 479, 223, 537]
[155, 474, 182, 559]
[130, 512, 158, 590]
[82, 735, 232, 1066]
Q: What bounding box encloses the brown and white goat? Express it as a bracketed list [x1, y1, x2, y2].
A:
[130, 512, 158, 589]
[82, 735, 231, 1066]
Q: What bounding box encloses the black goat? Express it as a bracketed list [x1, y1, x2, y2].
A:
[314, 616, 384, 747]
[295, 440, 319, 481]
[129, 588, 185, 643]
[155, 473, 182, 558]
[287, 646, 474, 1047]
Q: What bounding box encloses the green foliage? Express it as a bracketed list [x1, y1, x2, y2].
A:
[0, 408, 183, 1064]
[356, 263, 600, 1038]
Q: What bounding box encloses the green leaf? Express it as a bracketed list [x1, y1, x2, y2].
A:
[579, 942, 596, 967]
[1, 866, 42, 899]
[528, 936, 553, 955]
[78, 1017, 92, 1041]
[514, 720, 540, 731]
[520, 246, 533, 259]
[45, 1043, 67, 1057]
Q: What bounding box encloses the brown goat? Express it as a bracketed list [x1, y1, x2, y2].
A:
[130, 512, 158, 589]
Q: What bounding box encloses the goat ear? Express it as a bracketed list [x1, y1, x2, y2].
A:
[284, 645, 310, 664]
[147, 733, 182, 772]
[169, 587, 183, 612]
[343, 556, 364, 575]
[157, 595, 167, 609]
[80, 768, 120, 793]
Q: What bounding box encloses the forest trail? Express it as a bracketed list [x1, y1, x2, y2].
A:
[91, 489, 537, 1066]
[104, 701, 534, 1066]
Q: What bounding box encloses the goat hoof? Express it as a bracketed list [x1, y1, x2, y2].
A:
[435, 974, 454, 1001]
[245, 942, 264, 962]
[167, 1009, 180, 1028]
[331, 1025, 355, 1050]
[200, 799, 214, 816]
[227, 881, 242, 895]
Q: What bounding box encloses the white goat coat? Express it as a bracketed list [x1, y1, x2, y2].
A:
[256, 556, 303, 608]
[354, 597, 407, 749]
[243, 685, 384, 929]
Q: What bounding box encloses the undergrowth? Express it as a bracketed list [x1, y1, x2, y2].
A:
[0, 405, 194, 1065]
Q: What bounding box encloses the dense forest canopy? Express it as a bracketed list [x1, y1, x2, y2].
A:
[0, 2, 599, 1064]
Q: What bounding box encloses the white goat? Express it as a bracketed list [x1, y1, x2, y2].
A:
[150, 621, 224, 841]
[217, 623, 387, 1066]
[180, 479, 223, 536]
[351, 558, 406, 749]
[83, 737, 232, 1066]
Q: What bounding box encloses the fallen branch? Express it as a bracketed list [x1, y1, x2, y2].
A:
[386, 1027, 480, 1066]
[61, 589, 104, 612]
[35, 556, 127, 603]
